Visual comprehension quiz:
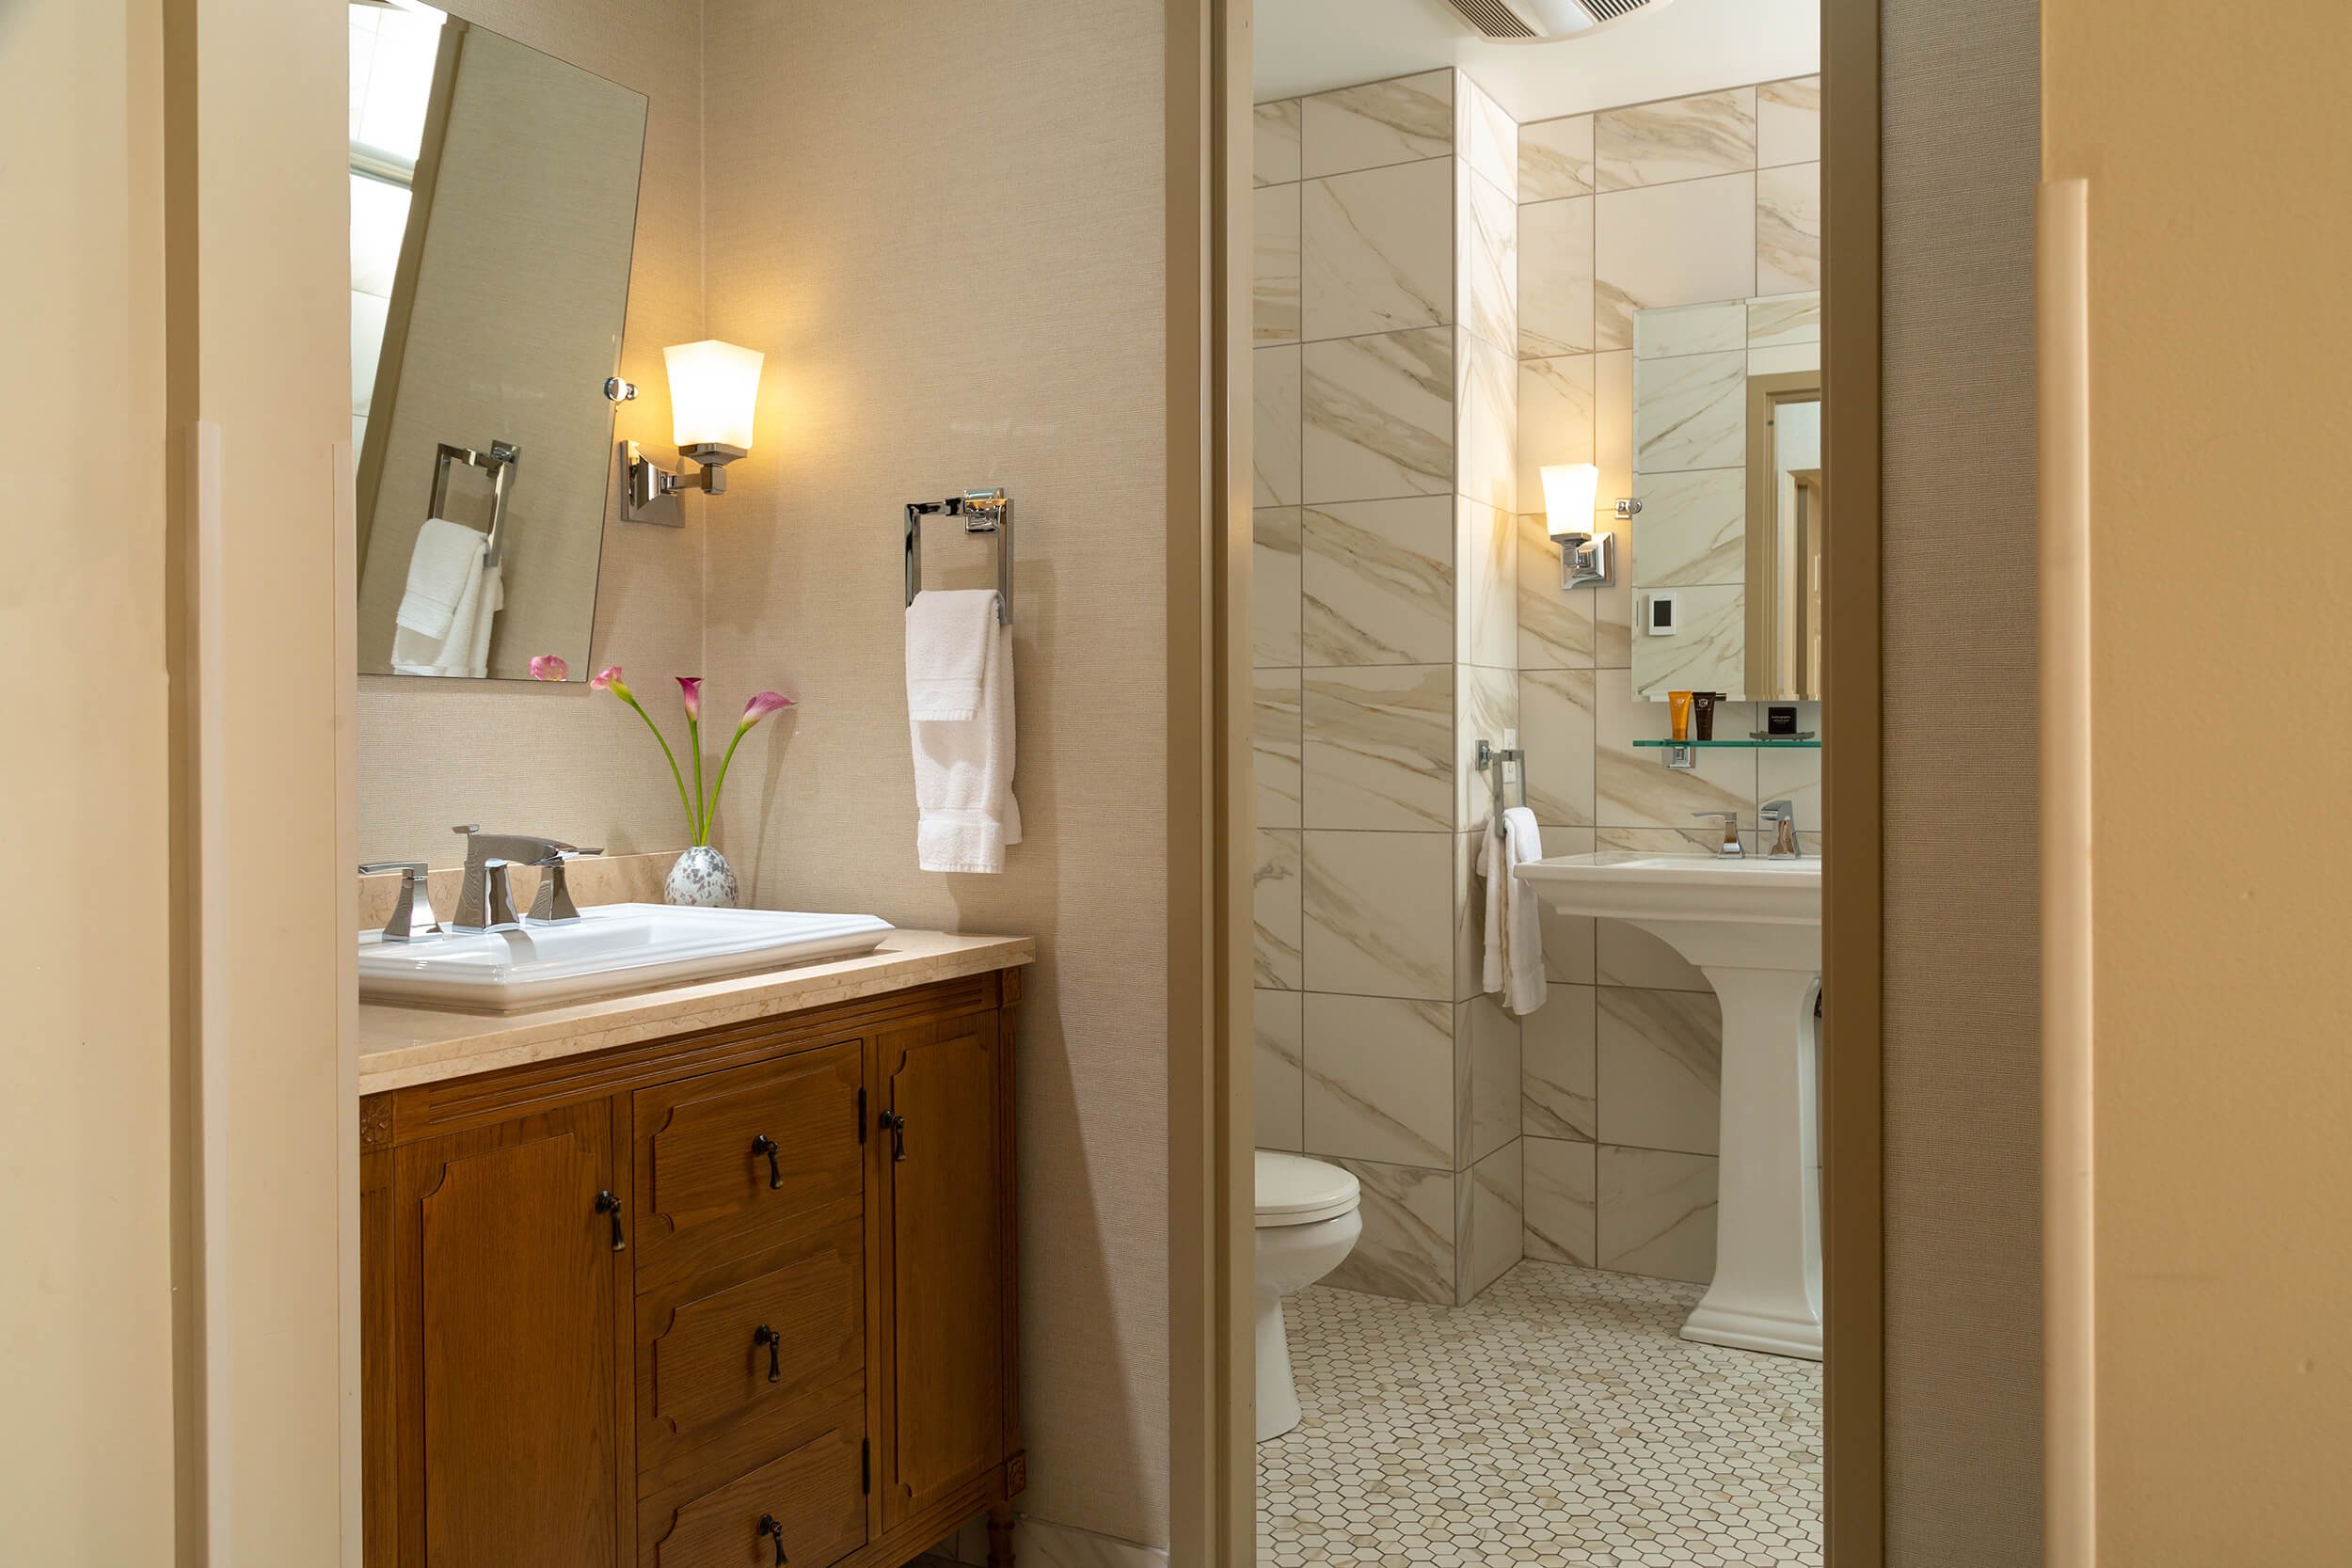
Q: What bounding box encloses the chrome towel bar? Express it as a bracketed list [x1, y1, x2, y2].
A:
[904, 487, 1013, 626]
[431, 439, 520, 568]
[1476, 739, 1526, 827]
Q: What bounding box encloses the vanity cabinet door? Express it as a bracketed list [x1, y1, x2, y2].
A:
[877, 1012, 1007, 1530]
[388, 1099, 627, 1568]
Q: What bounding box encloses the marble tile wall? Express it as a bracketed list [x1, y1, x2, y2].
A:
[1509, 76, 1824, 1287]
[1253, 69, 1524, 1307]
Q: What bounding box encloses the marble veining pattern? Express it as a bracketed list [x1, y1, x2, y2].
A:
[1634, 467, 1746, 586]
[1521, 981, 1597, 1141]
[1254, 829, 1304, 990]
[1516, 512, 1597, 671]
[1454, 664, 1518, 832]
[1255, 98, 1303, 186]
[1304, 993, 1457, 1167]
[1594, 668, 1756, 829]
[1518, 668, 1597, 828]
[1747, 290, 1820, 349]
[1256, 989, 1306, 1151]
[1254, 182, 1301, 344]
[1301, 830, 1455, 1001]
[1593, 174, 1756, 350]
[1301, 70, 1454, 179]
[1513, 352, 1596, 509]
[1633, 298, 1748, 359]
[1454, 73, 1518, 201]
[1299, 498, 1454, 667]
[1253, 667, 1302, 830]
[1597, 1146, 1719, 1282]
[1301, 328, 1455, 502]
[1453, 498, 1517, 673]
[1627, 582, 1746, 701]
[1302, 666, 1456, 832]
[1595, 87, 1756, 191]
[1257, 1261, 1821, 1565]
[1756, 76, 1821, 169]
[1756, 162, 1822, 295]
[1522, 1136, 1598, 1265]
[1459, 992, 1521, 1168]
[1302, 160, 1454, 342]
[1597, 987, 1724, 1156]
[1517, 113, 1595, 202]
[1456, 1143, 1525, 1299]
[1516, 196, 1595, 359]
[1324, 1155, 1456, 1304]
[1253, 345, 1301, 505]
[1252, 507, 1303, 667]
[1632, 349, 1747, 473]
[1454, 329, 1518, 515]
[1455, 161, 1518, 356]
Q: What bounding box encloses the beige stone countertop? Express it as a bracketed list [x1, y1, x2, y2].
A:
[358, 928, 1034, 1095]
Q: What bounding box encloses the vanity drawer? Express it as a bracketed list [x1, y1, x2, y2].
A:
[632, 1040, 865, 1291]
[641, 1398, 867, 1568]
[636, 1217, 865, 1481]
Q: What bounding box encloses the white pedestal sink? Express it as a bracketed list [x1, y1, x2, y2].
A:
[1516, 852, 1822, 1359]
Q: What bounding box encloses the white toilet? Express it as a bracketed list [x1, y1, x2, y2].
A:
[1253, 1150, 1362, 1442]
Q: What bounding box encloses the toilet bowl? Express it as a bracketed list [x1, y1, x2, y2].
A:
[1253, 1150, 1362, 1442]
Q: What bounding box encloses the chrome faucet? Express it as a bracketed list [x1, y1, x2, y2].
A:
[1692, 810, 1743, 857]
[449, 826, 600, 932]
[359, 861, 439, 941]
[1761, 799, 1803, 859]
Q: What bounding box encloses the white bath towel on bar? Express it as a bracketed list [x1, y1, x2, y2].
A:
[1480, 806, 1547, 1017]
[392, 516, 485, 641]
[390, 521, 502, 678]
[907, 589, 1022, 873]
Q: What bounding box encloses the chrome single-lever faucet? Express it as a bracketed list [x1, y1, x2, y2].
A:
[1761, 799, 1803, 859]
[359, 861, 439, 941]
[449, 826, 601, 932]
[1692, 810, 1743, 857]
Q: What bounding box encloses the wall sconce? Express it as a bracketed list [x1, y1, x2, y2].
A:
[620, 339, 765, 526]
[1540, 462, 1615, 589]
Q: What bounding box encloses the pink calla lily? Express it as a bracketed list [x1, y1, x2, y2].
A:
[737, 690, 794, 731]
[530, 654, 569, 682]
[582, 667, 795, 849]
[675, 676, 704, 721]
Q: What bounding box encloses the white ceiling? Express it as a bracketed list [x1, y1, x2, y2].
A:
[1254, 0, 1820, 122]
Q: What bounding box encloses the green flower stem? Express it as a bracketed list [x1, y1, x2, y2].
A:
[689, 710, 707, 846]
[618, 690, 700, 845]
[705, 723, 755, 838]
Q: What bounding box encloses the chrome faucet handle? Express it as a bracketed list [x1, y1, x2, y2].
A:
[475, 860, 520, 931]
[1761, 800, 1802, 859]
[359, 861, 439, 942]
[526, 846, 603, 925]
[1691, 810, 1744, 857]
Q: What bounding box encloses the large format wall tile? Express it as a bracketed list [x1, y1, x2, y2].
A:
[1536, 830, 1598, 986]
[1756, 162, 1821, 295]
[1594, 667, 1756, 828]
[1756, 76, 1820, 168]
[1302, 829, 1455, 1000]
[1595, 349, 1634, 513]
[1523, 1135, 1597, 1266]
[1454, 498, 1517, 671]
[1255, 98, 1303, 185]
[1302, 159, 1454, 341]
[1304, 993, 1456, 1167]
[1458, 991, 1522, 1166]
[1253, 182, 1301, 344]
[1516, 353, 1597, 501]
[1517, 512, 1597, 670]
[1597, 920, 1708, 992]
[1253, 345, 1301, 506]
[1299, 497, 1454, 666]
[1456, 160, 1518, 355]
[1597, 986, 1723, 1155]
[1632, 349, 1746, 473]
[1251, 507, 1301, 666]
[1254, 667, 1301, 829]
[1595, 87, 1756, 191]
[1518, 196, 1595, 358]
[1518, 113, 1595, 201]
[1302, 665, 1455, 832]
[1302, 70, 1454, 179]
[1456, 663, 1518, 833]
[1326, 1156, 1455, 1304]
[1255, 988, 1305, 1150]
[1455, 328, 1518, 515]
[1597, 1145, 1717, 1283]
[1301, 328, 1455, 502]
[1456, 1141, 1524, 1301]
[1519, 668, 1597, 828]
[1454, 73, 1517, 201]
[1594, 174, 1756, 350]
[1746, 290, 1820, 349]
[1633, 467, 1746, 586]
[1633, 299, 1748, 360]
[1254, 829, 1302, 990]
[1522, 981, 1597, 1140]
[1629, 582, 1744, 700]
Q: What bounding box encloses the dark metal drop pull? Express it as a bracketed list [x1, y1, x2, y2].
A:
[594, 1190, 626, 1253]
[753, 1323, 781, 1383]
[878, 1110, 908, 1163]
[757, 1513, 787, 1565]
[751, 1132, 784, 1190]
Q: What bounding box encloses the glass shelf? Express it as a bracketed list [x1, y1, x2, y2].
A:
[1633, 738, 1821, 749]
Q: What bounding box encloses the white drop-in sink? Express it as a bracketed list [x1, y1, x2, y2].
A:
[1517, 851, 1823, 1359]
[358, 902, 896, 1013]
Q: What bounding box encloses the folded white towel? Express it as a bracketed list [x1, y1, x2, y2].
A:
[1480, 806, 1547, 1017]
[393, 517, 487, 640]
[390, 527, 501, 678]
[903, 589, 999, 721]
[908, 591, 1022, 872]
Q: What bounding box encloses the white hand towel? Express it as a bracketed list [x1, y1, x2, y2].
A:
[1480, 806, 1547, 1017]
[389, 531, 501, 679]
[903, 589, 1000, 721]
[393, 517, 487, 640]
[908, 591, 1022, 873]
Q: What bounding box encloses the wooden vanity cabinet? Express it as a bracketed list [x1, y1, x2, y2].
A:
[361, 969, 1025, 1568]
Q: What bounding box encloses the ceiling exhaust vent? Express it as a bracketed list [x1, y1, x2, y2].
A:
[1433, 0, 1669, 41]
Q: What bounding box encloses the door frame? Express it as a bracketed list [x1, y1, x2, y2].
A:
[1165, 0, 1888, 1562]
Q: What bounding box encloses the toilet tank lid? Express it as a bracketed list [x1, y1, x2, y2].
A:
[1254, 1150, 1360, 1220]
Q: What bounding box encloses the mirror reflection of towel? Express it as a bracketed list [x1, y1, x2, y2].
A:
[391, 517, 501, 677]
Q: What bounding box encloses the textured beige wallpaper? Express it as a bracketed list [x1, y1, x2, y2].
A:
[697, 0, 1171, 1548]
[1881, 0, 2043, 1560]
[356, 0, 708, 866]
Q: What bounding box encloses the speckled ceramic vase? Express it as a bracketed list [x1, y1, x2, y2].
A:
[665, 845, 739, 908]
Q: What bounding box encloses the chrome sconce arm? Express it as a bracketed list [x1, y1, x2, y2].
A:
[619, 438, 744, 524]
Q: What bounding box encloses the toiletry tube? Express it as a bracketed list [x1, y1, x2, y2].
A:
[1669, 690, 1693, 742]
[1692, 692, 1719, 741]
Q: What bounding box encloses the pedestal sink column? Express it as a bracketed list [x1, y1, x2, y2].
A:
[1682, 963, 1821, 1359]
